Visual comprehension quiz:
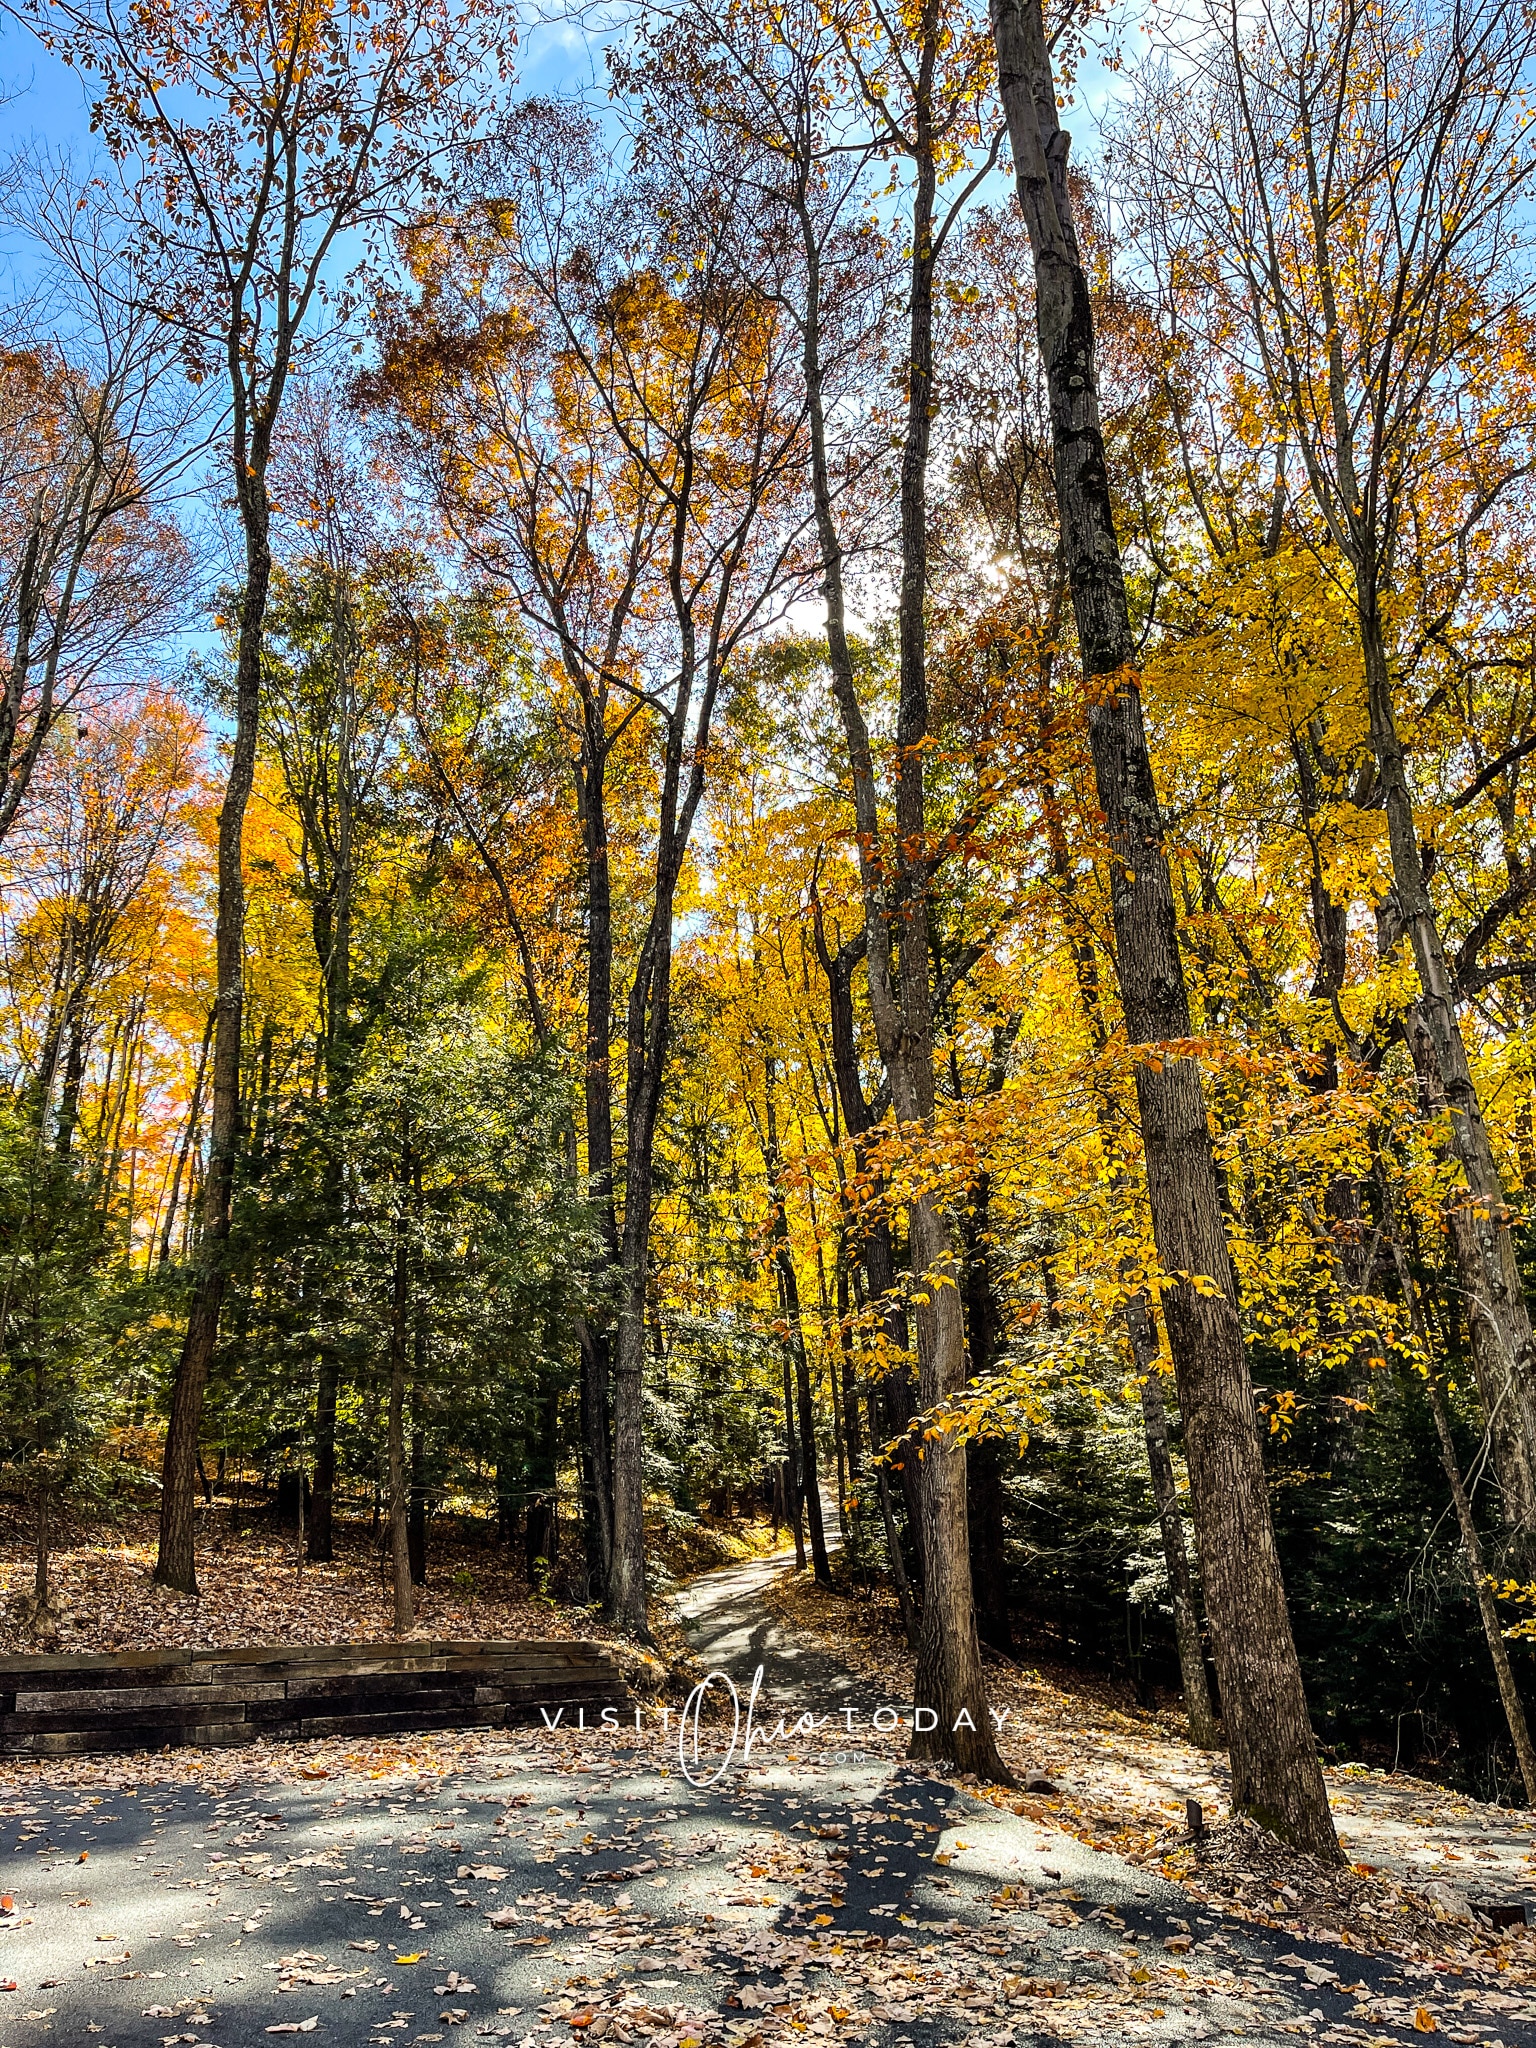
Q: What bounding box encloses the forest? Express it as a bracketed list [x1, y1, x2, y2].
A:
[3, 0, 1536, 1861]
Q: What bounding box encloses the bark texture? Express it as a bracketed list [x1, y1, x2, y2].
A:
[1399, 998, 1536, 1548]
[765, 1058, 832, 1585]
[387, 1196, 414, 1638]
[991, 0, 1337, 1856]
[1389, 1236, 1536, 1801]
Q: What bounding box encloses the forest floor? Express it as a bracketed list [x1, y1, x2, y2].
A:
[0, 1513, 584, 1660]
[0, 1504, 773, 1664]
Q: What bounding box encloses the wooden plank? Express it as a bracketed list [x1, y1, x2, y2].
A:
[13, 1683, 283, 1713]
[0, 1639, 631, 1758]
[0, 1704, 242, 1736]
[295, 1707, 501, 1738]
[9, 1664, 200, 1693]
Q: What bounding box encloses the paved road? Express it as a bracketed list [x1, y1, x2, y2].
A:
[672, 1546, 862, 1712]
[0, 1552, 1528, 2048]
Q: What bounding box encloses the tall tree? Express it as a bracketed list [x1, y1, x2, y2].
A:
[22, 0, 501, 1591]
[638, 0, 1019, 1772]
[990, 0, 1340, 1853]
[373, 108, 814, 1631]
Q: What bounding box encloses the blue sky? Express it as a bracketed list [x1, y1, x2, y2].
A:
[0, 12, 614, 158]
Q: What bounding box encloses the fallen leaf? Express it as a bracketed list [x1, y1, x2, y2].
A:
[394, 1953, 425, 1965]
[1413, 2012, 1437, 2034]
[265, 2022, 319, 2036]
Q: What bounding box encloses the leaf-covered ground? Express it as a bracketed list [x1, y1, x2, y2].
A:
[2, 1712, 1535, 2046]
[0, 1513, 596, 1658]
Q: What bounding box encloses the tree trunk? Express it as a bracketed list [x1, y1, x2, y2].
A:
[387, 1314, 413, 1636]
[871, 1402, 919, 1649]
[796, 1349, 830, 1584]
[784, 1359, 807, 1571]
[158, 1007, 214, 1267]
[1129, 1298, 1222, 1748]
[1358, 511, 1536, 1542]
[966, 1438, 1011, 1654]
[607, 1261, 650, 1634]
[526, 1363, 560, 1584]
[1430, 1358, 1536, 1802]
[907, 1190, 1007, 1776]
[962, 1173, 1012, 1651]
[764, 1056, 831, 1584]
[408, 1408, 427, 1588]
[816, 929, 926, 1588]
[387, 1129, 415, 1638]
[791, 16, 998, 1769]
[154, 485, 270, 1595]
[575, 739, 622, 1598]
[32, 1478, 48, 1613]
[992, 0, 1337, 1857]
[577, 1320, 613, 1595]
[1399, 995, 1536, 1550]
[309, 1358, 338, 1564]
[836, 1242, 863, 1476]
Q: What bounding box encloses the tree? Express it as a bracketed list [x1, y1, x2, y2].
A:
[257, 389, 407, 1561]
[2, 688, 204, 1169]
[990, 0, 1340, 1854]
[372, 106, 815, 1632]
[1115, 0, 1536, 1553]
[0, 1100, 111, 1639]
[20, 0, 504, 1592]
[0, 160, 192, 846]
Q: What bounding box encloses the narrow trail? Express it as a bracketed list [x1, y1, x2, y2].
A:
[671, 1542, 869, 1713]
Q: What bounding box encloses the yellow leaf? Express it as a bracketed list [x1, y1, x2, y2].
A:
[1414, 2009, 1437, 2033]
[394, 1953, 424, 1965]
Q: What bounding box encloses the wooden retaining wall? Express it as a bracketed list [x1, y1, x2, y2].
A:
[0, 1639, 630, 1757]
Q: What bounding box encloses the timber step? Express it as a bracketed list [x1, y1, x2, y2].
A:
[0, 1638, 629, 1756]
